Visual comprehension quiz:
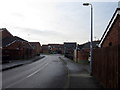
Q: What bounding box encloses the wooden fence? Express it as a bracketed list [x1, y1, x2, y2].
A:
[92, 45, 119, 88]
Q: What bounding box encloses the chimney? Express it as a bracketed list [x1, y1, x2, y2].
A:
[0, 28, 7, 31]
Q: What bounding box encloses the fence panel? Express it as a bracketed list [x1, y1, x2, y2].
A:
[92, 45, 119, 88]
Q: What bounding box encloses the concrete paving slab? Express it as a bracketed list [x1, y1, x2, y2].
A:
[60, 56, 103, 88]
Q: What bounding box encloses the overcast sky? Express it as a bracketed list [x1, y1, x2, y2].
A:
[0, 0, 119, 45]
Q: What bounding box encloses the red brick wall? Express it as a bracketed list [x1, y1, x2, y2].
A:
[77, 49, 89, 61]
[30, 42, 41, 55]
[1, 29, 13, 39]
[48, 44, 64, 54]
[3, 41, 22, 60]
[3, 41, 33, 60]
[102, 15, 120, 47]
[42, 45, 48, 53]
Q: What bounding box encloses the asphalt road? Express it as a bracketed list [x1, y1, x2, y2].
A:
[2, 54, 68, 88]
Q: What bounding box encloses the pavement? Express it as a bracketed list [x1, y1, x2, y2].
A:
[59, 56, 103, 88]
[0, 55, 45, 71]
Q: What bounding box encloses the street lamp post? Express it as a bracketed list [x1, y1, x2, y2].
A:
[83, 3, 93, 75]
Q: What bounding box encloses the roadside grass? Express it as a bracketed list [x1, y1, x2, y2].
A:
[59, 56, 89, 65]
[77, 60, 89, 65]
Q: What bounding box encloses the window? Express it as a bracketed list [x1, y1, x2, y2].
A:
[109, 42, 112, 46]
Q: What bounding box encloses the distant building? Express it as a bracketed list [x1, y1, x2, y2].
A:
[78, 41, 100, 50]
[64, 42, 77, 60]
[42, 45, 49, 53]
[48, 44, 64, 54]
[41, 44, 64, 54]
[74, 41, 100, 62]
[99, 8, 120, 47]
[0, 28, 37, 63]
[30, 42, 42, 56]
[59, 44, 64, 54]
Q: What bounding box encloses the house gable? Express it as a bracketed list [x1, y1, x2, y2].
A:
[0, 28, 13, 39]
[101, 15, 120, 47]
[99, 8, 120, 47]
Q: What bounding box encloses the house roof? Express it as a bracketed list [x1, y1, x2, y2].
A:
[30, 42, 40, 45]
[42, 44, 48, 46]
[0, 28, 33, 49]
[0, 28, 7, 31]
[78, 41, 100, 50]
[64, 42, 77, 50]
[77, 44, 83, 50]
[64, 42, 77, 46]
[2, 36, 16, 47]
[2, 36, 28, 47]
[14, 36, 27, 42]
[0, 28, 13, 39]
[29, 42, 41, 48]
[64, 42, 77, 44]
[99, 8, 120, 47]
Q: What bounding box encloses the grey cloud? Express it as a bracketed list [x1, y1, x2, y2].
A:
[14, 27, 66, 38]
[11, 13, 24, 18]
[14, 26, 79, 44]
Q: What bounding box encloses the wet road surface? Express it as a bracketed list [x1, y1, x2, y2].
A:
[2, 55, 68, 88]
[2, 54, 103, 89]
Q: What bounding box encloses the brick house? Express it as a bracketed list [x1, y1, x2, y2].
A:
[74, 41, 100, 63]
[0, 28, 11, 63]
[1, 28, 34, 63]
[92, 5, 120, 88]
[30, 42, 42, 56]
[42, 45, 49, 53]
[64, 42, 77, 60]
[99, 8, 120, 47]
[2, 36, 33, 60]
[59, 44, 64, 54]
[48, 44, 64, 54]
[0, 28, 13, 39]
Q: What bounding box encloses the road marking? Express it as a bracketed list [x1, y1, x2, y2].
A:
[5, 63, 49, 88]
[26, 63, 48, 78]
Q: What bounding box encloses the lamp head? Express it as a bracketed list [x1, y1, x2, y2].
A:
[83, 3, 90, 6]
